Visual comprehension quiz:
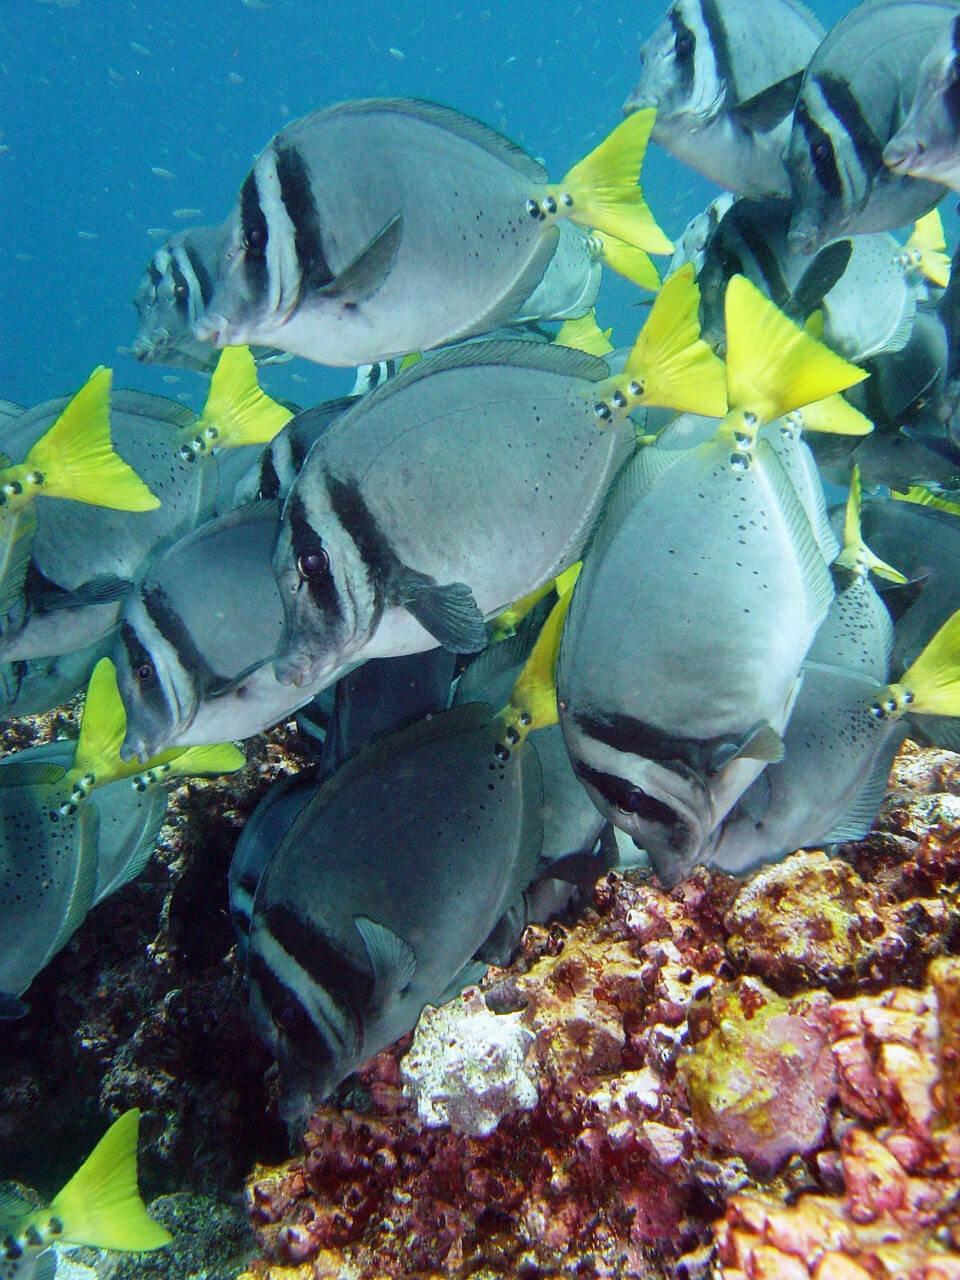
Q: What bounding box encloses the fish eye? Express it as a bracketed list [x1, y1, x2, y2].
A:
[674, 30, 694, 60]
[813, 140, 832, 164]
[245, 225, 268, 256]
[136, 662, 155, 683]
[175, 283, 187, 298]
[297, 548, 330, 580]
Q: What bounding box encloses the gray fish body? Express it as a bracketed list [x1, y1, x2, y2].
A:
[512, 220, 601, 325]
[624, 0, 823, 196]
[0, 592, 123, 664]
[763, 420, 841, 564]
[196, 98, 563, 366]
[273, 340, 635, 690]
[807, 571, 893, 681]
[231, 396, 358, 508]
[113, 500, 317, 760]
[806, 232, 917, 363]
[710, 660, 907, 874]
[245, 701, 543, 1121]
[668, 193, 737, 276]
[0, 636, 112, 720]
[884, 15, 960, 191]
[785, 0, 956, 253]
[557, 434, 833, 882]
[1, 391, 217, 593]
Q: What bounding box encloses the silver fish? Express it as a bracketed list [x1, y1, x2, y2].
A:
[245, 700, 543, 1124]
[784, 0, 956, 254]
[623, 0, 823, 196]
[194, 97, 669, 365]
[272, 339, 635, 690]
[884, 14, 960, 191]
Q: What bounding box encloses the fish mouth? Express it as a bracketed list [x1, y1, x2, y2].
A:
[273, 648, 322, 689]
[883, 136, 924, 176]
[786, 218, 822, 257]
[622, 87, 655, 117]
[193, 312, 233, 347]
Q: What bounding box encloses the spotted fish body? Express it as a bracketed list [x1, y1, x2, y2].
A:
[624, 0, 823, 196]
[245, 700, 543, 1124]
[884, 15, 960, 192]
[784, 0, 957, 253]
[272, 339, 636, 690]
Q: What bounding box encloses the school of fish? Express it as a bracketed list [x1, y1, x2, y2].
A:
[7, 0, 960, 1150]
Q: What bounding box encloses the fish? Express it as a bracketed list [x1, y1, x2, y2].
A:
[0, 659, 241, 1008]
[113, 500, 319, 761]
[271, 272, 726, 690]
[132, 226, 289, 372]
[194, 98, 672, 366]
[230, 394, 357, 507]
[623, 0, 823, 197]
[783, 0, 956, 254]
[0, 1109, 170, 1278]
[0, 636, 112, 721]
[244, 591, 566, 1124]
[884, 14, 960, 191]
[556, 275, 866, 885]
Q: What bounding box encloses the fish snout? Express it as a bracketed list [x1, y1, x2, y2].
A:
[273, 649, 318, 688]
[883, 134, 923, 175]
[786, 217, 821, 257]
[120, 731, 154, 766]
[193, 312, 230, 347]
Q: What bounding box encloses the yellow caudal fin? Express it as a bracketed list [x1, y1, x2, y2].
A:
[70, 657, 131, 787]
[500, 567, 580, 737]
[46, 1110, 171, 1252]
[834, 465, 906, 582]
[134, 742, 246, 786]
[489, 580, 555, 641]
[620, 265, 727, 416]
[554, 561, 581, 596]
[590, 229, 660, 290]
[555, 309, 614, 356]
[399, 352, 422, 371]
[889, 609, 960, 718]
[790, 393, 873, 436]
[803, 309, 825, 340]
[894, 485, 960, 517]
[903, 210, 951, 288]
[192, 346, 292, 452]
[548, 110, 674, 256]
[725, 274, 867, 423]
[10, 368, 159, 512]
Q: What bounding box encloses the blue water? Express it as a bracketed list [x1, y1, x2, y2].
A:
[1, 0, 846, 415]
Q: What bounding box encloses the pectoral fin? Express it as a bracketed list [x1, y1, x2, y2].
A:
[394, 568, 488, 653]
[319, 213, 404, 305]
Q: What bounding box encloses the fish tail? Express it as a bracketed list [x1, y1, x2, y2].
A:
[194, 345, 292, 451]
[834, 464, 906, 582]
[489, 580, 556, 640]
[790, 393, 873, 436]
[135, 743, 246, 783]
[555, 309, 614, 356]
[46, 1109, 171, 1252]
[591, 229, 660, 290]
[894, 485, 960, 517]
[888, 608, 960, 718]
[724, 274, 867, 423]
[551, 110, 674, 256]
[71, 657, 130, 784]
[621, 265, 727, 416]
[503, 565, 580, 735]
[904, 210, 951, 288]
[17, 368, 160, 511]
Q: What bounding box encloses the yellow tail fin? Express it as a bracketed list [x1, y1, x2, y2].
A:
[71, 657, 131, 786]
[790, 393, 873, 436]
[135, 742, 246, 784]
[555, 309, 614, 356]
[590, 229, 660, 290]
[193, 346, 292, 451]
[725, 275, 867, 423]
[894, 485, 960, 517]
[620, 265, 727, 416]
[8, 369, 159, 512]
[554, 561, 582, 596]
[834, 464, 906, 582]
[46, 1110, 171, 1252]
[889, 608, 960, 717]
[489, 580, 555, 641]
[501, 568, 580, 737]
[903, 210, 951, 288]
[548, 110, 674, 256]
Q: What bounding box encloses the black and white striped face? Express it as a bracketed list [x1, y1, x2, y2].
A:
[196, 140, 335, 350]
[883, 17, 960, 185]
[785, 76, 877, 254]
[623, 0, 727, 127]
[112, 591, 199, 763]
[272, 481, 379, 689]
[132, 231, 218, 364]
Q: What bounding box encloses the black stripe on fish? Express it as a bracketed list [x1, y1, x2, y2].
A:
[668, 7, 696, 98]
[120, 620, 176, 724]
[275, 144, 335, 294]
[814, 72, 884, 184]
[169, 255, 191, 324]
[240, 171, 269, 304]
[141, 584, 228, 693]
[258, 451, 282, 500]
[726, 204, 791, 307]
[182, 241, 213, 309]
[246, 949, 337, 1073]
[698, 0, 734, 101]
[147, 258, 163, 289]
[572, 707, 734, 780]
[263, 900, 373, 1029]
[324, 474, 396, 621]
[572, 758, 686, 833]
[795, 100, 842, 201]
[286, 491, 345, 622]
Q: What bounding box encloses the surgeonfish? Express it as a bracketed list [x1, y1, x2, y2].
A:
[783, 0, 956, 254]
[0, 1109, 170, 1280]
[131, 225, 291, 372]
[556, 275, 866, 885]
[623, 0, 823, 197]
[884, 14, 960, 192]
[244, 593, 570, 1124]
[271, 268, 725, 692]
[194, 98, 672, 366]
[0, 636, 113, 722]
